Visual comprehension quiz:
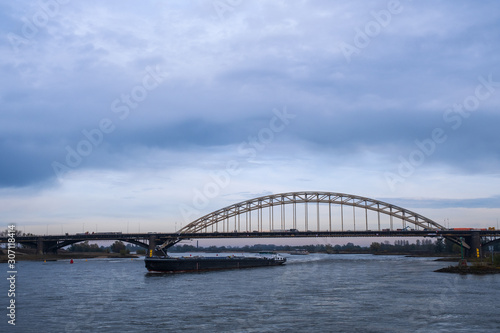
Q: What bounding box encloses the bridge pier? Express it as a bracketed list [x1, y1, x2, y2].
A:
[37, 238, 44, 255]
[148, 235, 158, 257]
[464, 232, 482, 258]
[36, 238, 58, 255]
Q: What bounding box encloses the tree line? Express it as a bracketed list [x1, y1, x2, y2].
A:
[169, 239, 465, 254]
[65, 239, 500, 255]
[67, 241, 146, 255]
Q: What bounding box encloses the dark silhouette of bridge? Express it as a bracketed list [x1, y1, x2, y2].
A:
[2, 191, 499, 257]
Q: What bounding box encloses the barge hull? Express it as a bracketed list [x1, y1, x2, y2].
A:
[145, 256, 286, 273]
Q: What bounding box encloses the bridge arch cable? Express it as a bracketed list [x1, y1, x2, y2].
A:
[178, 191, 446, 234]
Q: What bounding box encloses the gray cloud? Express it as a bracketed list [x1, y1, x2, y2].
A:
[382, 195, 500, 210]
[1, 0, 500, 190]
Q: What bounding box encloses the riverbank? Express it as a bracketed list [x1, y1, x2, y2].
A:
[0, 251, 140, 263]
[435, 264, 500, 274]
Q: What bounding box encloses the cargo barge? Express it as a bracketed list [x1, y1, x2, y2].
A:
[145, 254, 286, 273]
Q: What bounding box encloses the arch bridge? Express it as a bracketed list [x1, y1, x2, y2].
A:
[156, 191, 472, 253]
[3, 192, 497, 257]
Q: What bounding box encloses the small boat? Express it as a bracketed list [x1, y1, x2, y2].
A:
[145, 253, 286, 273]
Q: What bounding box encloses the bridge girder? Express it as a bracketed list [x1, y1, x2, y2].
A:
[43, 238, 150, 253]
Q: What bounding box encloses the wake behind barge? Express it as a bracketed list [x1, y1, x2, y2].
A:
[145, 254, 286, 273]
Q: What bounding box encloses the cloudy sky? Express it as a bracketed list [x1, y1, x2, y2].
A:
[1, 0, 500, 237]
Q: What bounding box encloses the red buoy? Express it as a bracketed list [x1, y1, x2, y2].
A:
[70, 259, 74, 264]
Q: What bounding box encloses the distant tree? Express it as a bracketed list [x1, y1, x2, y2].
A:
[69, 241, 105, 252]
[110, 241, 126, 253]
[435, 238, 444, 253]
[370, 242, 381, 253]
[444, 239, 456, 253]
[1, 228, 24, 237]
[325, 244, 334, 254]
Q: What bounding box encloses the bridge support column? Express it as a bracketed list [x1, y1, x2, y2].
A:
[466, 232, 483, 258]
[36, 238, 58, 254]
[148, 235, 158, 258]
[37, 238, 44, 255]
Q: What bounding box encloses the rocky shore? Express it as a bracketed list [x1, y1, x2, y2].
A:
[435, 264, 500, 275]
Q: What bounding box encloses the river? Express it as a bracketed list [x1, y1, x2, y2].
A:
[1, 253, 499, 332]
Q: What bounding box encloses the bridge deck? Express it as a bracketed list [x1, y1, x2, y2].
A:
[2, 230, 499, 243]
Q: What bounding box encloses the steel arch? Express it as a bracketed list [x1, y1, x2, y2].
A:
[482, 238, 500, 248]
[178, 191, 446, 234]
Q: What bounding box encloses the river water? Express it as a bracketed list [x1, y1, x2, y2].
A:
[1, 253, 499, 332]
